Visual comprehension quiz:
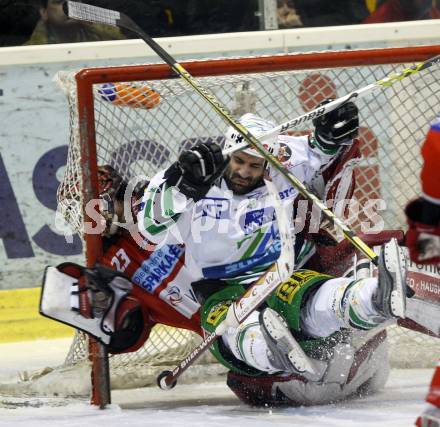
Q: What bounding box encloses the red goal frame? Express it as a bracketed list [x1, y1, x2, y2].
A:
[72, 44, 440, 407]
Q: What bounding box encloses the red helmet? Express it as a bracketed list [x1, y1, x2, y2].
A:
[97, 165, 149, 236]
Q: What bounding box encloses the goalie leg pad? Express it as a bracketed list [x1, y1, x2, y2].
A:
[227, 329, 389, 407]
[259, 308, 317, 376]
[39, 265, 114, 343]
[40, 264, 150, 352]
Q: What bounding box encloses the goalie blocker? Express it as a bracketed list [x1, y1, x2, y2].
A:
[40, 263, 150, 354]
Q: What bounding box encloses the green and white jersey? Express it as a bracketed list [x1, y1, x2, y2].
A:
[138, 134, 340, 284]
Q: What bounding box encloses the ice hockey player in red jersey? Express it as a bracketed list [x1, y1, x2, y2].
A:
[408, 116, 440, 427]
[417, 363, 440, 427]
[95, 165, 201, 343]
[41, 164, 202, 355]
[406, 116, 440, 267]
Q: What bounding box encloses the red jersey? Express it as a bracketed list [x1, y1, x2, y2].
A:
[363, 0, 438, 23]
[421, 117, 440, 201]
[101, 230, 202, 335]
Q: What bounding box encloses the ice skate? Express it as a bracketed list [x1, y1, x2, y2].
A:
[373, 238, 408, 319]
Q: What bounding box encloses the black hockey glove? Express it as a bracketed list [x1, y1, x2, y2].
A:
[312, 99, 359, 152]
[164, 142, 229, 202]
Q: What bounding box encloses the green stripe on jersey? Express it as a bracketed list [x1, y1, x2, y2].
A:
[241, 227, 268, 260]
[143, 185, 180, 235]
[163, 184, 177, 217]
[348, 306, 380, 330]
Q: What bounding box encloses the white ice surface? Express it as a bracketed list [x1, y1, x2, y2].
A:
[0, 338, 433, 427]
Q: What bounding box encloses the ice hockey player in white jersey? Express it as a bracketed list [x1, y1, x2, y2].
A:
[136, 102, 410, 404]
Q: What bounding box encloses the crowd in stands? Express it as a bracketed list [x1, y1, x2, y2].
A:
[0, 0, 438, 47]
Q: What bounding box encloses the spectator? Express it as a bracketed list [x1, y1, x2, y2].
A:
[363, 0, 439, 23]
[184, 0, 259, 35]
[277, 0, 303, 28]
[25, 0, 126, 45]
[287, 0, 439, 28]
[156, 0, 187, 36]
[293, 0, 369, 27]
[0, 0, 39, 47]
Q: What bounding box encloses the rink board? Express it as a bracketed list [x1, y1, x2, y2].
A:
[0, 288, 73, 343]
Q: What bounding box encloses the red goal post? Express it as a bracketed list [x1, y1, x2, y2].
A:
[55, 44, 440, 406]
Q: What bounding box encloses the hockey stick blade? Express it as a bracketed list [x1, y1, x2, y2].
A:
[64, 1, 120, 27]
[64, 1, 143, 35]
[64, 1, 182, 69]
[64, 1, 378, 266]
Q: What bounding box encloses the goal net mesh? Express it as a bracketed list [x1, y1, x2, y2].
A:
[53, 48, 440, 392]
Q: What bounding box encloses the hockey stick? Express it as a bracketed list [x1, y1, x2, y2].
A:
[62, 1, 379, 266]
[223, 54, 440, 155]
[157, 178, 296, 389]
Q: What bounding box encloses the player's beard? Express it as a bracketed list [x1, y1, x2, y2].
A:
[223, 166, 264, 195]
